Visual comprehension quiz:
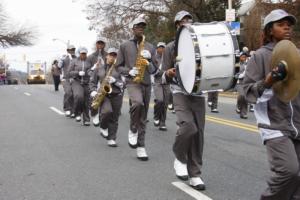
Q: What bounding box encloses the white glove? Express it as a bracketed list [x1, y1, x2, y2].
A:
[141, 50, 151, 59]
[107, 76, 116, 84]
[129, 67, 138, 77]
[79, 71, 85, 76]
[90, 91, 97, 97]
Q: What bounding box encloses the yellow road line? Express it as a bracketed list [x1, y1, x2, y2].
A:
[123, 97, 258, 133]
[206, 117, 258, 133]
[206, 116, 257, 129]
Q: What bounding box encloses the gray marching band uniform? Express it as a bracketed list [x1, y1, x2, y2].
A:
[89, 63, 124, 141]
[153, 52, 170, 129]
[115, 37, 157, 147]
[88, 49, 108, 117]
[88, 49, 108, 67]
[162, 41, 206, 178]
[236, 59, 248, 118]
[242, 42, 300, 200]
[68, 58, 92, 123]
[59, 55, 76, 113]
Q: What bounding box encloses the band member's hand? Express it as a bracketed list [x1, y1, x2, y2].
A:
[129, 67, 138, 77]
[166, 68, 176, 78]
[141, 50, 151, 60]
[107, 76, 116, 84]
[265, 61, 288, 88]
[90, 91, 97, 98]
[271, 61, 287, 81]
[79, 71, 85, 76]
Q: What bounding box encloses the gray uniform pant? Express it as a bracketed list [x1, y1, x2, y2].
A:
[71, 81, 90, 122]
[62, 79, 73, 112]
[153, 83, 170, 126]
[207, 91, 218, 109]
[173, 93, 205, 177]
[261, 136, 300, 200]
[236, 94, 248, 117]
[99, 93, 123, 140]
[237, 82, 248, 116]
[127, 83, 151, 147]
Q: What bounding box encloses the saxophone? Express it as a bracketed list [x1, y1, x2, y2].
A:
[91, 60, 116, 110]
[133, 35, 149, 83]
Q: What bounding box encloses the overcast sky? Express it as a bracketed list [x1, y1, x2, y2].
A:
[1, 0, 97, 72]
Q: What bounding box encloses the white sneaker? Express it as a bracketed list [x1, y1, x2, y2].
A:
[75, 116, 81, 122]
[92, 114, 100, 126]
[174, 158, 188, 180]
[154, 119, 160, 127]
[83, 121, 90, 126]
[189, 177, 205, 190]
[137, 147, 148, 161]
[65, 110, 71, 117]
[207, 102, 212, 107]
[100, 128, 108, 138]
[128, 130, 138, 148]
[107, 140, 117, 147]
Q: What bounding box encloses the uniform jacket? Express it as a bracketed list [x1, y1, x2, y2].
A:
[68, 58, 92, 85]
[89, 63, 124, 95]
[242, 42, 300, 142]
[115, 37, 157, 85]
[88, 49, 108, 66]
[58, 54, 76, 79]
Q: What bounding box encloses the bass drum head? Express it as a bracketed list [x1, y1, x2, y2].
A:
[176, 27, 196, 94]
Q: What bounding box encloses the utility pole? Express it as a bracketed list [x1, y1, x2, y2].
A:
[228, 0, 232, 9]
[226, 0, 235, 22]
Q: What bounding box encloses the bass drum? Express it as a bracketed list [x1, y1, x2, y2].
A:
[175, 22, 239, 94]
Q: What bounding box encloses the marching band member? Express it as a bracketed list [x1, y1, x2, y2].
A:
[88, 37, 108, 126]
[235, 52, 249, 119]
[68, 47, 92, 126]
[89, 48, 124, 147]
[161, 10, 206, 190]
[242, 9, 300, 200]
[115, 17, 157, 161]
[58, 45, 77, 117]
[153, 42, 169, 131]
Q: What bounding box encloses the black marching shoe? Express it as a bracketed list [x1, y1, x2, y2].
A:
[159, 125, 167, 131]
[240, 115, 248, 119]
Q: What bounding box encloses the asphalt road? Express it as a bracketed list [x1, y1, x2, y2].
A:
[0, 84, 269, 200]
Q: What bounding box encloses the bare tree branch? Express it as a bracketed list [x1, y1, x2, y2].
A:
[0, 3, 37, 48]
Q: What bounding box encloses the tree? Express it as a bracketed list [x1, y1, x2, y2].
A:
[0, 3, 37, 48]
[83, 0, 240, 45]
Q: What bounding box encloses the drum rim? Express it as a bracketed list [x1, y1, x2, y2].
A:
[175, 24, 201, 94]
